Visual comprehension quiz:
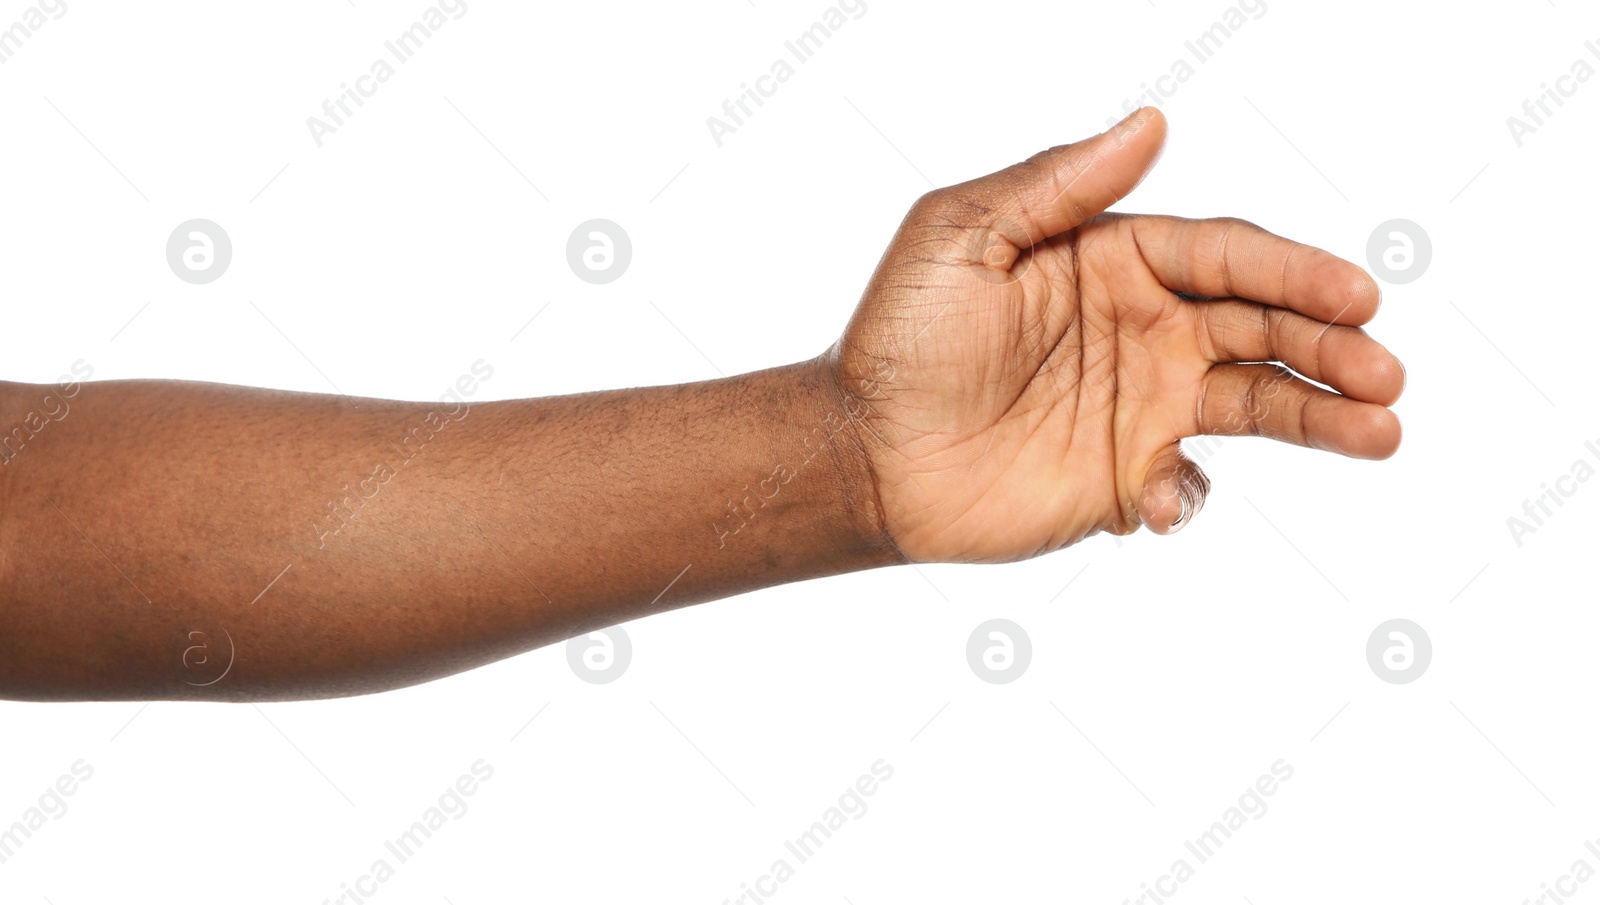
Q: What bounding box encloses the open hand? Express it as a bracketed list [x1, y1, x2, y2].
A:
[829, 108, 1404, 563]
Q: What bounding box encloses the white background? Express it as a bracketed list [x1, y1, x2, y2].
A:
[2, 1, 1596, 903]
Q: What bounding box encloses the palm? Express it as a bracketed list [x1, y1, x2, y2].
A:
[838, 217, 1205, 561]
[830, 110, 1403, 564]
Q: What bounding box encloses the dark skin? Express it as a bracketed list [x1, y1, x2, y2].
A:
[0, 108, 1402, 701]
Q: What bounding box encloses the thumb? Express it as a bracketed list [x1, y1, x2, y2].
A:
[1136, 443, 1210, 536]
[953, 106, 1168, 248]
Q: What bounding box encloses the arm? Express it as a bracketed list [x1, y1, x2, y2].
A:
[0, 361, 895, 700]
[0, 108, 1404, 701]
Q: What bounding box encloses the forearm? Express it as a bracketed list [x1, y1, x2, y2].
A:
[0, 359, 899, 701]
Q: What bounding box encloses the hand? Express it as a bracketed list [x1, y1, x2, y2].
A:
[827, 107, 1405, 564]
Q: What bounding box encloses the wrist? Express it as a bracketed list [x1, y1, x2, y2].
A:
[738, 358, 903, 573]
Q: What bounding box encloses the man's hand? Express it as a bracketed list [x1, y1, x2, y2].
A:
[828, 108, 1405, 563]
[0, 107, 1405, 701]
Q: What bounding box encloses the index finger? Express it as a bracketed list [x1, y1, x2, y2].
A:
[1126, 215, 1381, 326]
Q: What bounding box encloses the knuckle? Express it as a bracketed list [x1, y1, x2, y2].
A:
[909, 186, 988, 228]
[909, 186, 954, 217]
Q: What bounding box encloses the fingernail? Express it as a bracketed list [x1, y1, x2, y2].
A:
[1170, 494, 1191, 532]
